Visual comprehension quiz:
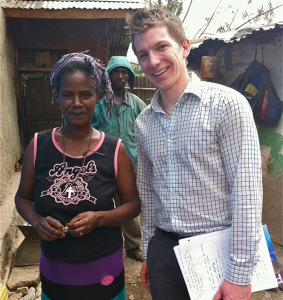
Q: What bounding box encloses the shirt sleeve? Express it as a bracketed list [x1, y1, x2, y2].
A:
[135, 118, 156, 259]
[217, 91, 263, 285]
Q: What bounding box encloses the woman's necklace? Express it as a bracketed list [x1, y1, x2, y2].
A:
[61, 127, 94, 199]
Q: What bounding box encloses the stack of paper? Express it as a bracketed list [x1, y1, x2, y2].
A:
[174, 225, 278, 300]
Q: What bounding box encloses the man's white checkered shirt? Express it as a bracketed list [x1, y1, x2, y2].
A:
[135, 72, 263, 285]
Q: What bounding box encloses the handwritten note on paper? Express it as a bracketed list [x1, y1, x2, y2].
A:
[174, 226, 278, 300]
[249, 228, 279, 293]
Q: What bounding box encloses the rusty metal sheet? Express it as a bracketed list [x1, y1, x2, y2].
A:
[2, 0, 145, 10]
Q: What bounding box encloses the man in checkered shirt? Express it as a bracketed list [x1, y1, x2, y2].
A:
[126, 7, 262, 300]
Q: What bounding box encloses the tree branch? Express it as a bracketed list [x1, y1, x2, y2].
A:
[228, 7, 240, 31]
[193, 15, 218, 38]
[233, 3, 283, 31]
[182, 0, 193, 23]
[198, 0, 223, 38]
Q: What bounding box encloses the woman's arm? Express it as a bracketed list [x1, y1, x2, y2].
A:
[15, 138, 66, 241]
[115, 142, 141, 220]
[67, 143, 141, 236]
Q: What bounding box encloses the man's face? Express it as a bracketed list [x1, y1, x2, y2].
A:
[109, 67, 129, 89]
[134, 25, 190, 95]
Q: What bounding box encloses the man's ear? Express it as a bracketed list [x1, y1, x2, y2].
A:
[182, 39, 190, 58]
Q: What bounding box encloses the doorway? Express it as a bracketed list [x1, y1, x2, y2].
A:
[17, 49, 66, 147]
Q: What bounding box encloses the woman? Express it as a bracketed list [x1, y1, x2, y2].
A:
[15, 52, 141, 300]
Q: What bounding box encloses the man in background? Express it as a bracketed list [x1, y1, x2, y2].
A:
[92, 56, 146, 261]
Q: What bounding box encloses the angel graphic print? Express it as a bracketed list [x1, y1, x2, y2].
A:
[41, 160, 98, 206]
[33, 128, 122, 262]
[33, 129, 119, 220]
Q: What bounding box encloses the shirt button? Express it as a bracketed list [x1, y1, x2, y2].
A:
[169, 164, 174, 169]
[168, 139, 172, 143]
[170, 190, 174, 194]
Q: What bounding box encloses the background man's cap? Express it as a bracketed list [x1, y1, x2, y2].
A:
[106, 56, 135, 91]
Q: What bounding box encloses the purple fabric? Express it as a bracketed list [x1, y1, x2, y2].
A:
[50, 51, 114, 118]
[40, 246, 123, 286]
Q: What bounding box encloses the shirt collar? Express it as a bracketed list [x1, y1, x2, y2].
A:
[184, 72, 202, 100]
[150, 72, 202, 113]
[111, 90, 132, 107]
[122, 90, 132, 107]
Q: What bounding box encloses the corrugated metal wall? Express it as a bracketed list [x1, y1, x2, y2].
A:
[127, 76, 156, 105]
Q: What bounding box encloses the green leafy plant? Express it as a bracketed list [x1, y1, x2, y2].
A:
[145, 0, 183, 16]
[130, 62, 144, 77]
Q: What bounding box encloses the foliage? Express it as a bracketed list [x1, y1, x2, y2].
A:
[130, 62, 144, 77]
[142, 1, 281, 38]
[215, 0, 277, 35]
[145, 0, 183, 16]
[242, 1, 275, 25]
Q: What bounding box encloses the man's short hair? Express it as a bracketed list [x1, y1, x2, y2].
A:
[126, 8, 187, 54]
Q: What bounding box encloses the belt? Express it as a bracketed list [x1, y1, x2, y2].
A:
[156, 227, 191, 241]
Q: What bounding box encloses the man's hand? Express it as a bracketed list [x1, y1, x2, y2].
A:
[140, 259, 150, 290]
[213, 280, 251, 300]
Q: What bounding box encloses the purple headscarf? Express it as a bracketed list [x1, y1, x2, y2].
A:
[50, 51, 114, 118]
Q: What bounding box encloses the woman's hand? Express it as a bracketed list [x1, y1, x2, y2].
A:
[66, 211, 100, 237]
[66, 143, 141, 236]
[36, 216, 67, 241]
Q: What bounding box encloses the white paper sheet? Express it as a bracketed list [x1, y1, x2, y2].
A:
[174, 226, 278, 300]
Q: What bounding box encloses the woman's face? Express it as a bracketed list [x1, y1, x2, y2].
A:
[58, 71, 100, 127]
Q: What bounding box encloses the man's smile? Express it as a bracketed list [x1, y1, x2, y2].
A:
[153, 67, 168, 76]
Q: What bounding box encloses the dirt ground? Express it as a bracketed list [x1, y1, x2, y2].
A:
[124, 253, 152, 300]
[6, 232, 283, 300]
